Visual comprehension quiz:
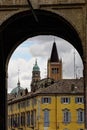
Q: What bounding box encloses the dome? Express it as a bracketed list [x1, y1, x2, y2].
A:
[10, 81, 24, 95]
[33, 60, 40, 71]
[10, 86, 24, 95]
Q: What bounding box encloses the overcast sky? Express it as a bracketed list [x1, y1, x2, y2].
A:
[7, 35, 83, 93]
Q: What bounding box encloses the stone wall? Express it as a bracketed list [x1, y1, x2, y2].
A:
[0, 0, 85, 6]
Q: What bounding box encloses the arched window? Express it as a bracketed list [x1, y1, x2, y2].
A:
[26, 111, 30, 126]
[62, 109, 71, 123]
[77, 108, 84, 123]
[43, 109, 50, 127]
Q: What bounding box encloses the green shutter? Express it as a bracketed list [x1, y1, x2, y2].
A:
[48, 98, 51, 103]
[41, 97, 44, 104]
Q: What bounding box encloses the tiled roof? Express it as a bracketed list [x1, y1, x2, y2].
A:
[34, 78, 84, 94]
[8, 78, 84, 104]
[8, 91, 33, 104]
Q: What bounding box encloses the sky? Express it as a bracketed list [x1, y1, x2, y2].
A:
[7, 35, 83, 93]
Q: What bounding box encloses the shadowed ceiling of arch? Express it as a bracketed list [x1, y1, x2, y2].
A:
[0, 9, 83, 63]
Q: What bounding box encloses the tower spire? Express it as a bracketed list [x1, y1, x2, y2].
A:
[47, 40, 62, 80]
[31, 59, 41, 92]
[18, 68, 20, 83]
[35, 58, 37, 65]
[50, 41, 59, 62]
[74, 49, 76, 79]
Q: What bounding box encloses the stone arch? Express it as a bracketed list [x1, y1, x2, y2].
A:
[0, 9, 83, 130]
[1, 9, 83, 63]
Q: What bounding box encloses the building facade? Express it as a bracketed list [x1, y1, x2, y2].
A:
[8, 79, 84, 130]
[8, 42, 84, 130]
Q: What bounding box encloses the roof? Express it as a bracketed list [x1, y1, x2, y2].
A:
[8, 78, 84, 104]
[36, 78, 55, 89]
[10, 86, 24, 95]
[50, 41, 59, 62]
[33, 60, 40, 71]
[34, 78, 84, 95]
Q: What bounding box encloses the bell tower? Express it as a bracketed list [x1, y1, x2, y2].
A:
[47, 41, 62, 81]
[31, 59, 40, 92]
[32, 60, 40, 81]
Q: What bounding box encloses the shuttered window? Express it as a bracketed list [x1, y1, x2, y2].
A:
[61, 97, 70, 104]
[75, 97, 84, 104]
[42, 97, 51, 104]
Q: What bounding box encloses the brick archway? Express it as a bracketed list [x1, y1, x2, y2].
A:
[0, 9, 84, 130]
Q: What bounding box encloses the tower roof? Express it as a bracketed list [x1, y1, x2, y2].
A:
[10, 86, 24, 95]
[50, 41, 59, 62]
[33, 60, 40, 71]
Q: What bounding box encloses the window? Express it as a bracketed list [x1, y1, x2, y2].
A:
[42, 97, 51, 104]
[52, 68, 58, 74]
[17, 114, 20, 127]
[21, 112, 25, 126]
[63, 109, 71, 123]
[13, 114, 17, 127]
[77, 109, 84, 123]
[11, 114, 14, 127]
[31, 111, 34, 126]
[61, 97, 70, 104]
[44, 109, 49, 127]
[31, 110, 36, 126]
[27, 111, 30, 126]
[75, 97, 84, 104]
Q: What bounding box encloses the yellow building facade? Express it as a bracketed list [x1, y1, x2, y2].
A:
[8, 86, 84, 130]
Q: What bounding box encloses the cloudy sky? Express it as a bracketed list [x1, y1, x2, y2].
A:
[7, 35, 83, 93]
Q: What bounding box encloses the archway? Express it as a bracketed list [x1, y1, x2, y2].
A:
[0, 9, 83, 130]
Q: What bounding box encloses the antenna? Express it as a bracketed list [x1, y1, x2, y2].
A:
[74, 49, 76, 79]
[18, 67, 20, 83]
[44, 68, 47, 78]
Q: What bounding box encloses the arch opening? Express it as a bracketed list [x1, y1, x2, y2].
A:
[1, 9, 83, 64]
[8, 36, 83, 129]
